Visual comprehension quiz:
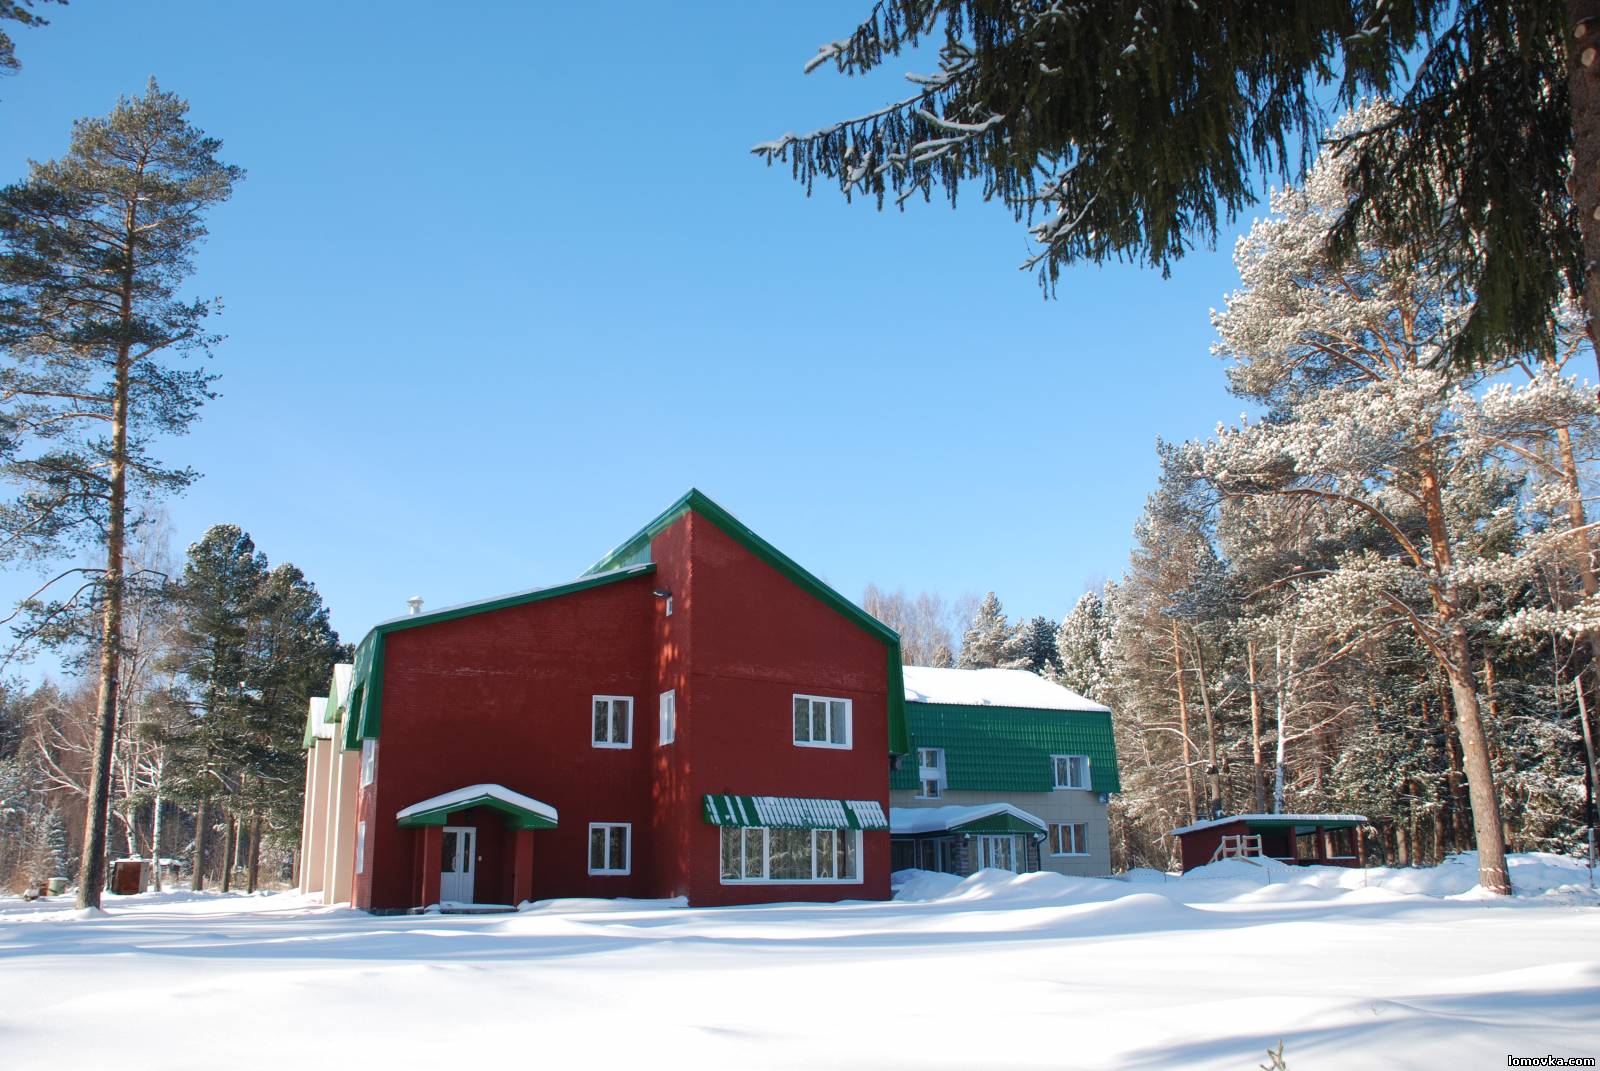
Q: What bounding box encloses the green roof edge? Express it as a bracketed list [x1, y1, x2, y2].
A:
[585, 488, 910, 755]
[892, 703, 1122, 794]
[342, 564, 657, 749]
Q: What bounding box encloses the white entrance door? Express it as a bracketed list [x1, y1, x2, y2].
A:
[440, 826, 476, 903]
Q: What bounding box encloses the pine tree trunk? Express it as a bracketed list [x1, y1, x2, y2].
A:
[149, 793, 162, 892]
[1189, 634, 1221, 817]
[192, 797, 207, 891]
[1247, 639, 1266, 813]
[1567, 0, 1600, 380]
[73, 278, 133, 911]
[1171, 622, 1197, 824]
[1443, 627, 1512, 893]
[220, 814, 235, 893]
[247, 813, 261, 894]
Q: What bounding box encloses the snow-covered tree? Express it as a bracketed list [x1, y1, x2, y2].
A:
[957, 592, 1018, 669]
[1198, 129, 1546, 894]
[1055, 592, 1110, 701]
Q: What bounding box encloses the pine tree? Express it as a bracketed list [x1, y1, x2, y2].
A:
[1056, 592, 1110, 701]
[757, 2, 1585, 369]
[1017, 615, 1060, 675]
[0, 1, 63, 74]
[0, 83, 240, 907]
[159, 525, 267, 891]
[957, 591, 1013, 669]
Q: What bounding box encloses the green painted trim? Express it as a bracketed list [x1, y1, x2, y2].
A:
[949, 812, 1046, 835]
[345, 564, 657, 747]
[586, 489, 909, 755]
[701, 794, 890, 830]
[1243, 818, 1364, 832]
[396, 794, 559, 831]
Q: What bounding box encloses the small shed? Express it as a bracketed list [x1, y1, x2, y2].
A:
[1171, 813, 1368, 873]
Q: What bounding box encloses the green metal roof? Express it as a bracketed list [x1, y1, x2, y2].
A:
[342, 564, 656, 749]
[890, 704, 1121, 794]
[702, 794, 890, 830]
[586, 489, 909, 755]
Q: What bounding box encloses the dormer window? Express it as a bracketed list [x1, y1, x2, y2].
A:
[1052, 754, 1091, 790]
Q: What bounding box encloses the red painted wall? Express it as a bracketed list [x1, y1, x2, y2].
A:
[358, 572, 658, 910]
[668, 515, 893, 907]
[355, 507, 893, 911]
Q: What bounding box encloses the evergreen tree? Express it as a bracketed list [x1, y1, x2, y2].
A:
[757, 2, 1585, 368]
[1017, 614, 1060, 675]
[0, 82, 240, 907]
[957, 591, 1013, 669]
[1056, 591, 1110, 701]
[159, 525, 267, 890]
[0, 1, 63, 74]
[24, 804, 65, 882]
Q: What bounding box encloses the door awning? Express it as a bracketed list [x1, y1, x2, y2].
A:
[890, 803, 1048, 837]
[397, 784, 558, 830]
[702, 794, 888, 830]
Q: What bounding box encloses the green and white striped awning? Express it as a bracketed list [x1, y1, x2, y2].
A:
[703, 794, 889, 830]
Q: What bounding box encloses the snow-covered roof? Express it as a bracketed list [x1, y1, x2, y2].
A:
[903, 666, 1109, 712]
[307, 697, 333, 739]
[396, 784, 559, 826]
[330, 663, 353, 709]
[890, 803, 1047, 835]
[1170, 813, 1369, 837]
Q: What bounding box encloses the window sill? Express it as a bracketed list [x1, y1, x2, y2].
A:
[587, 869, 631, 876]
[793, 741, 852, 750]
[1049, 852, 1090, 858]
[719, 877, 864, 886]
[591, 741, 633, 750]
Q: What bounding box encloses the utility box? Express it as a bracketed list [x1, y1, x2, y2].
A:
[109, 859, 145, 896]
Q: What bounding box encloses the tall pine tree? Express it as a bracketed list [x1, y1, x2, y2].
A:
[0, 82, 240, 907]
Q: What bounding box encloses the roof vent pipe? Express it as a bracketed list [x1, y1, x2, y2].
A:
[407, 596, 423, 616]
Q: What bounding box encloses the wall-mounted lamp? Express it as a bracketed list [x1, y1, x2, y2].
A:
[653, 589, 673, 616]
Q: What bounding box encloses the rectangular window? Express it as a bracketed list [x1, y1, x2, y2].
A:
[659, 690, 676, 746]
[591, 695, 633, 748]
[1050, 822, 1089, 856]
[355, 821, 367, 874]
[916, 746, 945, 798]
[718, 827, 862, 883]
[1052, 754, 1091, 790]
[587, 823, 631, 875]
[360, 739, 377, 786]
[792, 694, 851, 749]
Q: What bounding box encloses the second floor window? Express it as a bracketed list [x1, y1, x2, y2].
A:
[916, 746, 945, 799]
[793, 694, 851, 748]
[1052, 754, 1091, 790]
[592, 696, 633, 748]
[659, 689, 676, 745]
[360, 739, 377, 786]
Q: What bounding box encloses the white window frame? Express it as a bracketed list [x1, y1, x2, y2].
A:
[587, 822, 632, 875]
[1051, 754, 1091, 790]
[792, 694, 852, 749]
[915, 746, 945, 799]
[718, 826, 864, 885]
[360, 738, 377, 786]
[355, 820, 367, 874]
[590, 695, 634, 749]
[1050, 822, 1089, 857]
[659, 689, 676, 746]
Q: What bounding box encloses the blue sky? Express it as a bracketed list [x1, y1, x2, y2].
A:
[1, 1, 1253, 653]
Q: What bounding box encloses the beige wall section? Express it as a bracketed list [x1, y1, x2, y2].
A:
[298, 741, 333, 894]
[891, 788, 1113, 877]
[322, 748, 360, 905]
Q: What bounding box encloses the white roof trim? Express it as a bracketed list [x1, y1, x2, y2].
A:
[889, 803, 1048, 835]
[307, 697, 333, 739]
[396, 783, 559, 825]
[1170, 813, 1369, 837]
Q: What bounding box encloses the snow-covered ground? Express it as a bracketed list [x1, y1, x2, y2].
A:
[2, 853, 1595, 1069]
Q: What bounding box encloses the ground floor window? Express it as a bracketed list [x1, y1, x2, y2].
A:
[588, 823, 631, 875]
[1050, 823, 1089, 857]
[973, 834, 1034, 873]
[720, 827, 860, 883]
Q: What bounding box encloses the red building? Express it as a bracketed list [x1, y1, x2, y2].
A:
[1170, 814, 1369, 873]
[299, 490, 908, 912]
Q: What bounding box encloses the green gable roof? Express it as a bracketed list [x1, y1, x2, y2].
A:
[890, 704, 1121, 795]
[586, 489, 909, 756]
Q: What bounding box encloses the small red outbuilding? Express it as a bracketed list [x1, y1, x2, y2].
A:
[1171, 813, 1369, 873]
